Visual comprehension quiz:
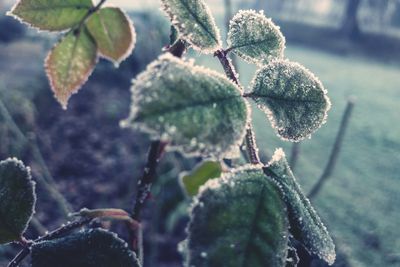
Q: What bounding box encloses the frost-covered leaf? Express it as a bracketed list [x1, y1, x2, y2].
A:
[8, 0, 93, 31]
[45, 28, 98, 109]
[185, 166, 289, 267]
[86, 7, 136, 66]
[227, 10, 285, 65]
[161, 0, 222, 53]
[181, 161, 222, 197]
[249, 59, 331, 141]
[0, 158, 35, 244]
[264, 149, 335, 265]
[121, 54, 249, 158]
[31, 228, 140, 267]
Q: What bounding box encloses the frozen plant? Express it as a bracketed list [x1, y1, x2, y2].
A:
[1, 0, 336, 266]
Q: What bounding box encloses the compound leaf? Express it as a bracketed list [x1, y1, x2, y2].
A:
[185, 166, 289, 267]
[264, 149, 336, 265]
[0, 158, 35, 244]
[121, 54, 249, 158]
[249, 59, 331, 141]
[227, 10, 285, 65]
[45, 28, 98, 109]
[181, 161, 222, 197]
[8, 0, 93, 31]
[87, 7, 136, 66]
[31, 228, 140, 267]
[161, 0, 222, 53]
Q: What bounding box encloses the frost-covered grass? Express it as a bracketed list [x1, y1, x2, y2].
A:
[228, 46, 400, 266]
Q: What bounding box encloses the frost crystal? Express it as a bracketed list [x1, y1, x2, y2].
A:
[227, 10, 285, 65]
[249, 59, 331, 142]
[122, 54, 249, 158]
[161, 0, 222, 53]
[264, 149, 336, 265]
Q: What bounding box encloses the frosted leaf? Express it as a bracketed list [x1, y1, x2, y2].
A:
[31, 228, 140, 267]
[185, 166, 289, 267]
[0, 158, 36, 244]
[227, 10, 285, 65]
[86, 7, 136, 66]
[122, 54, 249, 158]
[249, 59, 331, 141]
[264, 149, 336, 265]
[45, 28, 98, 109]
[161, 0, 222, 53]
[8, 0, 93, 31]
[180, 161, 222, 197]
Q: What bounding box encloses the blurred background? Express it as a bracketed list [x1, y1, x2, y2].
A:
[0, 0, 399, 266]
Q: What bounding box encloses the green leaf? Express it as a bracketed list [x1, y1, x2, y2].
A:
[227, 10, 285, 65]
[249, 59, 331, 142]
[185, 166, 289, 267]
[45, 28, 98, 109]
[0, 158, 35, 244]
[86, 7, 136, 66]
[161, 0, 222, 53]
[121, 54, 249, 158]
[8, 0, 93, 31]
[181, 161, 222, 197]
[31, 228, 141, 267]
[264, 149, 336, 265]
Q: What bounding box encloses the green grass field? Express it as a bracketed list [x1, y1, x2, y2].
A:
[196, 46, 400, 266]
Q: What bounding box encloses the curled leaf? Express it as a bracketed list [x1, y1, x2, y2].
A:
[31, 228, 140, 267]
[8, 0, 93, 31]
[185, 166, 289, 267]
[45, 28, 98, 109]
[121, 54, 249, 158]
[161, 0, 222, 53]
[227, 10, 285, 64]
[249, 59, 331, 141]
[264, 149, 336, 265]
[180, 161, 222, 197]
[0, 158, 36, 244]
[86, 7, 136, 66]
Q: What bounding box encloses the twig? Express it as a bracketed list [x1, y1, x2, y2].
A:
[75, 0, 108, 33]
[289, 142, 301, 172]
[129, 141, 167, 254]
[308, 99, 355, 199]
[8, 219, 93, 267]
[214, 49, 261, 165]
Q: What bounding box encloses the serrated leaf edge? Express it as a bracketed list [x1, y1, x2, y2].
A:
[121, 53, 250, 159]
[0, 157, 36, 243]
[44, 30, 99, 110]
[160, 0, 222, 54]
[249, 58, 332, 142]
[227, 9, 286, 65]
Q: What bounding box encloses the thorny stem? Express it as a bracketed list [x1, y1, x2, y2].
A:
[130, 140, 167, 255]
[214, 49, 261, 165]
[8, 219, 93, 267]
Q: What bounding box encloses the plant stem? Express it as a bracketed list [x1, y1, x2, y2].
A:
[214, 49, 261, 165]
[129, 141, 167, 254]
[75, 0, 107, 33]
[308, 99, 355, 199]
[8, 219, 93, 267]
